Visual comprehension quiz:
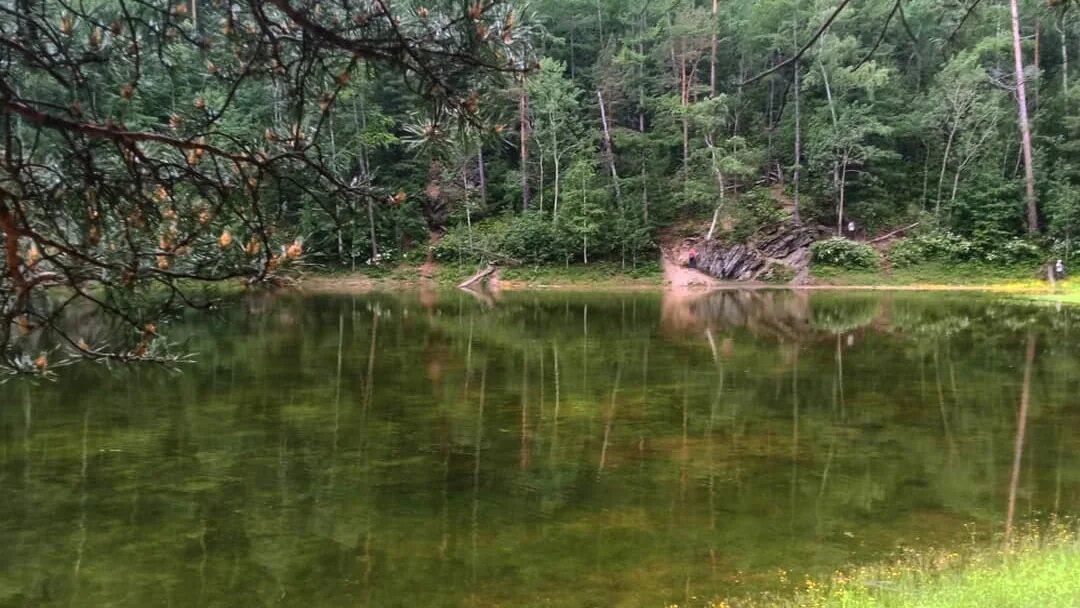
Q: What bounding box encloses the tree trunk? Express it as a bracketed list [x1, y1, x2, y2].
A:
[1010, 0, 1040, 234]
[519, 86, 531, 212]
[950, 165, 963, 209]
[710, 0, 718, 97]
[820, 58, 841, 227]
[641, 163, 649, 225]
[837, 152, 849, 237]
[477, 148, 488, 206]
[462, 166, 474, 252]
[936, 122, 957, 216]
[553, 149, 561, 223]
[706, 205, 722, 241]
[1059, 12, 1069, 94]
[538, 143, 545, 213]
[597, 90, 624, 209]
[793, 58, 802, 223]
[681, 56, 690, 167]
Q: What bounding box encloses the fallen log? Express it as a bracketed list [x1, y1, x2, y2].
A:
[458, 263, 497, 289]
[866, 222, 919, 244]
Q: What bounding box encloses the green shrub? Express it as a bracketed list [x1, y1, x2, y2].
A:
[888, 230, 1043, 267]
[501, 211, 568, 264]
[431, 217, 511, 263]
[888, 231, 974, 267]
[984, 237, 1042, 265]
[810, 238, 880, 270]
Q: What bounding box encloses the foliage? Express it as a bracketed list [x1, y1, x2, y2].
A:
[810, 238, 880, 270]
[889, 231, 1042, 267]
[889, 232, 976, 267]
[9, 0, 1080, 368]
[0, 0, 535, 369]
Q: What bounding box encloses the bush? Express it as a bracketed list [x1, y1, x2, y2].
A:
[431, 217, 511, 263]
[810, 238, 880, 270]
[985, 237, 1042, 265]
[888, 231, 974, 267]
[888, 230, 1043, 267]
[432, 212, 578, 265]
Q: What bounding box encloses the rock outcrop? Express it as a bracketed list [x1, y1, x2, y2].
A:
[696, 223, 827, 283]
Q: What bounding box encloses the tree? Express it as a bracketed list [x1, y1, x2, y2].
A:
[0, 0, 534, 370]
[1010, 0, 1040, 233]
[527, 58, 585, 223]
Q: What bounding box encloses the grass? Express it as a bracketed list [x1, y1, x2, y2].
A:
[499, 261, 663, 286]
[715, 522, 1080, 608]
[810, 261, 1044, 288]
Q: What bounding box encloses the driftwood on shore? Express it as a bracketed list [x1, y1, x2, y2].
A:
[458, 263, 497, 289]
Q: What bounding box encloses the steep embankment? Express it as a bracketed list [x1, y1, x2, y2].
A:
[696, 223, 828, 284]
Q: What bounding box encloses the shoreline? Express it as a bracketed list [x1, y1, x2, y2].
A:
[297, 271, 1067, 296]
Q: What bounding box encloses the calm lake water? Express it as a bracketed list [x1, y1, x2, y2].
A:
[1, 289, 1078, 607]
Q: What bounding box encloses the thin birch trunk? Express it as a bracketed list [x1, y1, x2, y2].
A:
[1010, 0, 1040, 233]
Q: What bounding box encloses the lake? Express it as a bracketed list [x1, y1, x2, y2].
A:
[1, 289, 1078, 607]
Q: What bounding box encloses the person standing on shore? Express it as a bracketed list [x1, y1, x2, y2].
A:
[688, 247, 698, 270]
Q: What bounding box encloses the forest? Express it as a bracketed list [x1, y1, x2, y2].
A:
[2, 0, 1080, 364]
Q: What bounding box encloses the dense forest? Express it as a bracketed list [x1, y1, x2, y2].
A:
[2, 0, 1080, 366]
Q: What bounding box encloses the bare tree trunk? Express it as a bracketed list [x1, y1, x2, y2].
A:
[597, 90, 624, 210]
[1058, 11, 1069, 94]
[705, 135, 726, 198]
[638, 0, 647, 132]
[538, 143, 545, 213]
[681, 56, 690, 167]
[791, 2, 803, 223]
[366, 198, 377, 261]
[837, 152, 849, 237]
[820, 58, 842, 229]
[520, 86, 531, 211]
[710, 0, 718, 97]
[477, 148, 487, 206]
[937, 122, 957, 216]
[1010, 0, 1040, 234]
[462, 166, 474, 252]
[553, 150, 561, 223]
[707, 205, 722, 241]
[793, 59, 802, 223]
[921, 141, 931, 211]
[641, 163, 649, 225]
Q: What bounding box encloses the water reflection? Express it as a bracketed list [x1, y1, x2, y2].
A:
[0, 290, 1077, 607]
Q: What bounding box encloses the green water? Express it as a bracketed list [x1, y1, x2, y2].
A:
[1, 290, 1078, 607]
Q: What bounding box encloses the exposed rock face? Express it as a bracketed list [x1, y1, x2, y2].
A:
[696, 223, 827, 283]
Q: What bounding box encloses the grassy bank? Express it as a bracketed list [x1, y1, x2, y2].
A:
[300, 259, 1080, 298]
[302, 261, 664, 291]
[722, 524, 1080, 608]
[809, 262, 1046, 288]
